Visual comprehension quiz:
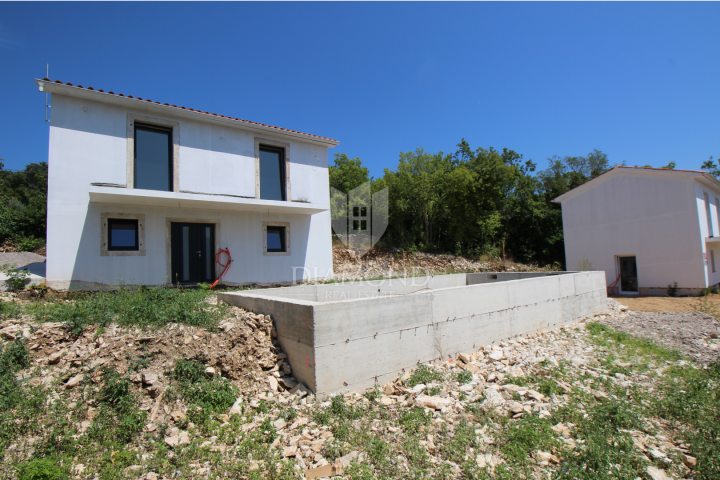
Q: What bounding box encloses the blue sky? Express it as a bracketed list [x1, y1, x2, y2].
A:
[1, 2, 718, 178]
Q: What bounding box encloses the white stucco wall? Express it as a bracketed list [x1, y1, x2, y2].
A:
[559, 170, 716, 293]
[46, 94, 334, 289]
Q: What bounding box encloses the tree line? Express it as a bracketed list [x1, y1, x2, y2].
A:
[0, 149, 717, 264]
[329, 141, 712, 268]
[0, 160, 47, 252]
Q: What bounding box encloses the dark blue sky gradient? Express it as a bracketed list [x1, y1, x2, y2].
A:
[1, 2, 718, 177]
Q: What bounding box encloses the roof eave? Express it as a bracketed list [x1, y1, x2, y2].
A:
[36, 79, 340, 147]
[552, 166, 709, 204]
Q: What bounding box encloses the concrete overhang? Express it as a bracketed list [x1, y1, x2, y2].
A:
[88, 185, 329, 215]
[705, 236, 720, 244]
[36, 79, 340, 148]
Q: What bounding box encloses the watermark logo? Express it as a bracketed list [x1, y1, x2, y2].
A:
[330, 181, 388, 256]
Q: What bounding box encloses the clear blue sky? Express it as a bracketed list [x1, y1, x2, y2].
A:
[1, 2, 718, 178]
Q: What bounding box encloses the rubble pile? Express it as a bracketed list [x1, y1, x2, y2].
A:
[0, 301, 299, 404]
[331, 246, 545, 281]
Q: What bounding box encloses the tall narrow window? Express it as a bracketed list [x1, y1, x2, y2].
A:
[712, 250, 716, 273]
[704, 192, 714, 237]
[715, 198, 719, 237]
[259, 146, 286, 201]
[135, 123, 172, 191]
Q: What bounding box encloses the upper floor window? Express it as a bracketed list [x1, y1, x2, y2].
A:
[704, 192, 714, 237]
[259, 145, 286, 201]
[135, 123, 173, 191]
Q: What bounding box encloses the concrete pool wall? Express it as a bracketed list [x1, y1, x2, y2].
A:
[218, 271, 607, 396]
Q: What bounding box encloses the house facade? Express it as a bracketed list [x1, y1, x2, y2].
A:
[554, 166, 720, 296]
[36, 78, 338, 290]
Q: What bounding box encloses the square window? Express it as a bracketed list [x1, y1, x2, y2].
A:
[353, 206, 360, 217]
[361, 220, 367, 230]
[134, 123, 173, 192]
[360, 207, 367, 217]
[108, 219, 139, 251]
[353, 220, 360, 230]
[266, 226, 286, 253]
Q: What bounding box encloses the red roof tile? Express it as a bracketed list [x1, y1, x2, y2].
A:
[42, 78, 337, 142]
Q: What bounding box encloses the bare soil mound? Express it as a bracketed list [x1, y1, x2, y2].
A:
[332, 247, 545, 281]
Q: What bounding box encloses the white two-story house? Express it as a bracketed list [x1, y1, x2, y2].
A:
[554, 166, 720, 296]
[36, 78, 337, 290]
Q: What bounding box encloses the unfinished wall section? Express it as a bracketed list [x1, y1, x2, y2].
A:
[218, 271, 607, 397]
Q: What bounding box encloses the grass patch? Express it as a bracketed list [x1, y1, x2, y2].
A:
[406, 364, 444, 387]
[170, 359, 238, 414]
[499, 415, 559, 465]
[26, 286, 227, 334]
[89, 366, 147, 444]
[587, 322, 681, 361]
[455, 370, 473, 384]
[654, 361, 720, 479]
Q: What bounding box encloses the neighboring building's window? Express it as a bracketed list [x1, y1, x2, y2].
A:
[704, 192, 714, 237]
[134, 123, 173, 191]
[108, 219, 139, 251]
[266, 226, 286, 252]
[712, 250, 717, 273]
[259, 146, 286, 201]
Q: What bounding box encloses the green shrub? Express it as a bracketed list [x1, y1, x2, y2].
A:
[89, 367, 146, 443]
[171, 359, 238, 413]
[399, 408, 432, 433]
[406, 365, 444, 387]
[16, 456, 68, 480]
[500, 416, 558, 465]
[455, 370, 473, 385]
[2, 266, 30, 291]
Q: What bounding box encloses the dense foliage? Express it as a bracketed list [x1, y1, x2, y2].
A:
[0, 160, 47, 251]
[330, 141, 616, 267]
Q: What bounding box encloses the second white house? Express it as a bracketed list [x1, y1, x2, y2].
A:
[554, 166, 720, 296]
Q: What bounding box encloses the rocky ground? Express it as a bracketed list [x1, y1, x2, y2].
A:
[1, 295, 719, 479]
[600, 310, 720, 365]
[331, 247, 547, 281]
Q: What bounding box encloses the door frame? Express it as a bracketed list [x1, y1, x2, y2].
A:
[615, 255, 639, 296]
[165, 218, 221, 286]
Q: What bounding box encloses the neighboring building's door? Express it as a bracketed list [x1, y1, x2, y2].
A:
[170, 223, 215, 285]
[618, 256, 639, 293]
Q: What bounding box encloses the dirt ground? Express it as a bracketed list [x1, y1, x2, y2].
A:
[610, 293, 720, 312]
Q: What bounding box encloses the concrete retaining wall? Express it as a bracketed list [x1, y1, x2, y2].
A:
[218, 271, 607, 396]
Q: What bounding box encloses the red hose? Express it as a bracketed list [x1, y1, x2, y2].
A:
[210, 248, 232, 289]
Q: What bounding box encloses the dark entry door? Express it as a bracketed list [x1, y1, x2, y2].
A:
[619, 256, 638, 293]
[171, 223, 215, 285]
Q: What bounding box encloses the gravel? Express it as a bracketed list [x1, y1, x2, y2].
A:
[600, 302, 720, 364]
[0, 252, 46, 270]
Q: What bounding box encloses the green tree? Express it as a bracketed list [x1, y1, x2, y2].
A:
[0, 160, 48, 250]
[328, 153, 370, 193]
[702, 156, 720, 177]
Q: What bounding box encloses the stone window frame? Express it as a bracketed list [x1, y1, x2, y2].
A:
[101, 212, 146, 256]
[263, 221, 291, 256]
[164, 218, 221, 286]
[254, 137, 291, 201]
[126, 113, 180, 192]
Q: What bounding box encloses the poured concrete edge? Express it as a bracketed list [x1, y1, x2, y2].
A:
[218, 271, 607, 396]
